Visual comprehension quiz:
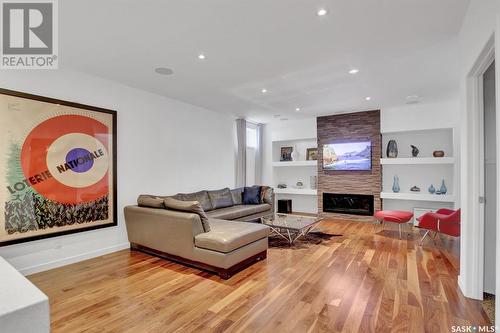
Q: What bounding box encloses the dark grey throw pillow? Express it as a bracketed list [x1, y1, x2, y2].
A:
[231, 188, 244, 205]
[176, 190, 213, 211]
[243, 186, 261, 205]
[164, 198, 210, 232]
[208, 188, 234, 209]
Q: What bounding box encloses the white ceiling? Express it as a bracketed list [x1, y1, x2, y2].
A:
[60, 0, 469, 123]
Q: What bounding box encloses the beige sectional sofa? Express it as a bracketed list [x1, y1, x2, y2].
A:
[124, 187, 273, 279]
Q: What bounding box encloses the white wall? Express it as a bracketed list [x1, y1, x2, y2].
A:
[0, 69, 235, 275]
[458, 0, 500, 318]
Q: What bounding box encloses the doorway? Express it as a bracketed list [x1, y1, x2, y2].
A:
[483, 60, 496, 322]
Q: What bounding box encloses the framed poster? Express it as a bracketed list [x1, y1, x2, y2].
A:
[0, 89, 117, 246]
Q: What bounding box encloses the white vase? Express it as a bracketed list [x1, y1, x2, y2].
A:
[291, 146, 298, 161]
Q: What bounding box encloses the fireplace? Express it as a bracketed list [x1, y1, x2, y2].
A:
[323, 193, 374, 216]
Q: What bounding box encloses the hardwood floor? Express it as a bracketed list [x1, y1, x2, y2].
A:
[28, 220, 491, 332]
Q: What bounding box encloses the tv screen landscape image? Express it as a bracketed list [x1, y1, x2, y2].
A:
[323, 141, 372, 171]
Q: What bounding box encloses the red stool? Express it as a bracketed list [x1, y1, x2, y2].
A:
[374, 210, 414, 239]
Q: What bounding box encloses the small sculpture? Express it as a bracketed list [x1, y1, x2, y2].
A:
[296, 181, 304, 189]
[411, 145, 419, 157]
[428, 184, 436, 194]
[387, 140, 398, 158]
[392, 175, 400, 193]
[291, 145, 298, 161]
[277, 184, 287, 189]
[433, 150, 445, 158]
[410, 186, 421, 192]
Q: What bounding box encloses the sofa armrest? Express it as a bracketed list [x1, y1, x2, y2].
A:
[124, 205, 205, 259]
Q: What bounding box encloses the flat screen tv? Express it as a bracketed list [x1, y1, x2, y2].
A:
[323, 141, 372, 171]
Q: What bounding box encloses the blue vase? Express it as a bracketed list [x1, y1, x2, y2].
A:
[439, 180, 447, 194]
[428, 184, 435, 194]
[392, 176, 400, 193]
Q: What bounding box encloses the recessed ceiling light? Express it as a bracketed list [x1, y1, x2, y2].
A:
[280, 118, 289, 121]
[365, 97, 371, 101]
[261, 89, 268, 93]
[295, 107, 301, 112]
[317, 8, 328, 16]
[198, 54, 206, 60]
[273, 114, 281, 118]
[349, 68, 359, 74]
[406, 95, 420, 104]
[154, 67, 174, 75]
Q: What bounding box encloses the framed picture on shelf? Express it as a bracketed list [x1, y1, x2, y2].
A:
[0, 88, 117, 246]
[306, 148, 318, 161]
[280, 146, 293, 161]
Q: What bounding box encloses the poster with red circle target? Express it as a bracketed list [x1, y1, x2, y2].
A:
[0, 89, 117, 246]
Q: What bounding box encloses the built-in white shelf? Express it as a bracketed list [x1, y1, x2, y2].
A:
[380, 192, 455, 202]
[380, 157, 455, 165]
[274, 188, 317, 195]
[272, 160, 317, 167]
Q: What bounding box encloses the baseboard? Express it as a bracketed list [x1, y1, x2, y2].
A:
[20, 242, 130, 276]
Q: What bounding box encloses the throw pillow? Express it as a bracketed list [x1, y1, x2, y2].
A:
[230, 188, 244, 205]
[176, 191, 213, 211]
[243, 186, 261, 205]
[260, 186, 273, 205]
[208, 188, 234, 209]
[164, 198, 211, 232]
[137, 195, 165, 208]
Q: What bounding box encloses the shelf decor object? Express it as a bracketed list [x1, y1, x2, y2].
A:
[387, 139, 398, 158]
[291, 145, 298, 161]
[280, 146, 293, 161]
[433, 150, 445, 157]
[392, 175, 400, 193]
[428, 184, 436, 194]
[0, 88, 117, 247]
[410, 186, 421, 192]
[411, 145, 419, 157]
[439, 180, 447, 195]
[306, 148, 318, 160]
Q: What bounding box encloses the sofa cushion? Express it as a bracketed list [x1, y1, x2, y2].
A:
[243, 186, 261, 205]
[208, 188, 234, 209]
[176, 190, 213, 211]
[230, 188, 244, 205]
[137, 195, 165, 209]
[206, 204, 271, 220]
[195, 219, 270, 253]
[164, 198, 211, 232]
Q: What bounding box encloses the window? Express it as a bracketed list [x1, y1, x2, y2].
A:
[246, 126, 257, 148]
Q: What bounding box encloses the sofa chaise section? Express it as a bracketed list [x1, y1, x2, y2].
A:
[124, 204, 270, 279]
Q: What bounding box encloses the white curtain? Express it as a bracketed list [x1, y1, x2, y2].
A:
[235, 119, 247, 187]
[255, 123, 263, 185]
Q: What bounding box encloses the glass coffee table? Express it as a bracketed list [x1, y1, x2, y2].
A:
[261, 214, 324, 245]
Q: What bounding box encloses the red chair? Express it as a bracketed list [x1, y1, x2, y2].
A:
[417, 208, 461, 244]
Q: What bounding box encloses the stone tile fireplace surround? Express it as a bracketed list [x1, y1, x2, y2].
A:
[317, 111, 381, 221]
